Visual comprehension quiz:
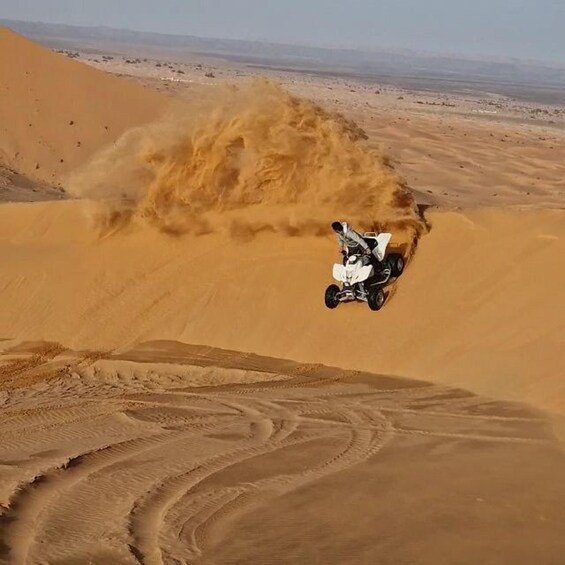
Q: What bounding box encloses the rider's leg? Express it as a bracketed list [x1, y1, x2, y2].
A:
[358, 282, 367, 297]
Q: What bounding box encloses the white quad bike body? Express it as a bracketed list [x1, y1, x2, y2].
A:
[325, 232, 405, 311]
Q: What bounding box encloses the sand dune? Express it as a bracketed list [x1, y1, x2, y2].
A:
[1, 28, 565, 564]
[1, 342, 564, 565]
[0, 200, 563, 412]
[361, 111, 565, 210]
[0, 27, 164, 186]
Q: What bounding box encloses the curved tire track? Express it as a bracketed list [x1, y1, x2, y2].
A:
[0, 351, 550, 565]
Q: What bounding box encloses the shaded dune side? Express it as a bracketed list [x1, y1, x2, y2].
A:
[0, 202, 563, 412]
[0, 27, 165, 186]
[68, 82, 425, 251]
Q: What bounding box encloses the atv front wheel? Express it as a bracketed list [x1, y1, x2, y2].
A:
[324, 284, 340, 309]
[368, 287, 385, 311]
[388, 253, 405, 277]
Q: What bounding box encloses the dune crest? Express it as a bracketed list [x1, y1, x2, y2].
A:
[68, 81, 424, 249]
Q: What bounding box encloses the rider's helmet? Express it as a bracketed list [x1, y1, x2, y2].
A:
[331, 221, 346, 233]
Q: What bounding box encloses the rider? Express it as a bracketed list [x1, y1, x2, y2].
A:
[331, 221, 379, 267]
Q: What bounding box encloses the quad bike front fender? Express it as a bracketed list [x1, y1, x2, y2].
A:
[332, 263, 373, 284]
[349, 265, 373, 284]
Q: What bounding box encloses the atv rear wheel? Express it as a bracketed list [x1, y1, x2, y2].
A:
[325, 284, 340, 309]
[388, 253, 405, 277]
[368, 287, 385, 311]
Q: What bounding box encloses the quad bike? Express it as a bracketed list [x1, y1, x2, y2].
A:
[324, 232, 405, 311]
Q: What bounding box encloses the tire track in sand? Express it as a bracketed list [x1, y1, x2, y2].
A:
[183, 406, 394, 563]
[126, 399, 298, 564]
[0, 422, 233, 565]
[0, 344, 553, 565]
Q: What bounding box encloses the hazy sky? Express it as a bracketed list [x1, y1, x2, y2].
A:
[1, 0, 564, 62]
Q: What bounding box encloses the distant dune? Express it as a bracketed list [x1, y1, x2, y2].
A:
[0, 26, 164, 186]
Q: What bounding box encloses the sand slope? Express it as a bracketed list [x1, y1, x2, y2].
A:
[1, 342, 564, 565]
[0, 201, 563, 412]
[0, 27, 164, 186]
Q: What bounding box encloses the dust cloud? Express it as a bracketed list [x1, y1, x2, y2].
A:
[68, 81, 424, 250]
